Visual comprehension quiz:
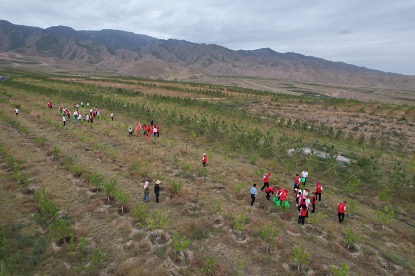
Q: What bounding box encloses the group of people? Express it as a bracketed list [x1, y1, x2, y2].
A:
[250, 170, 346, 224]
[128, 120, 161, 139]
[250, 172, 289, 208]
[143, 180, 161, 203]
[58, 102, 102, 126]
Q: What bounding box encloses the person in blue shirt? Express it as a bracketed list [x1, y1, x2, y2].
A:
[250, 184, 257, 207]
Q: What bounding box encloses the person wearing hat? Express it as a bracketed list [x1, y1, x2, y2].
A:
[143, 181, 150, 203]
[202, 153, 207, 167]
[337, 201, 347, 223]
[154, 180, 161, 203]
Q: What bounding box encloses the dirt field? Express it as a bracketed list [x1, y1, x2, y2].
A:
[0, 70, 414, 275]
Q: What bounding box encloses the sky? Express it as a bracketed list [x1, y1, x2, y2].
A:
[1, 0, 414, 75]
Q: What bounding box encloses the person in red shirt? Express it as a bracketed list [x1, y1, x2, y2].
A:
[315, 182, 323, 202]
[261, 172, 270, 191]
[298, 204, 307, 225]
[294, 174, 301, 192]
[264, 187, 276, 201]
[280, 189, 288, 208]
[311, 193, 317, 213]
[337, 201, 347, 223]
[277, 188, 284, 201]
[202, 153, 207, 167]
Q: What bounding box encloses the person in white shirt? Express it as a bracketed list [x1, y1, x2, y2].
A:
[305, 196, 311, 218]
[62, 115, 66, 126]
[301, 169, 308, 186]
[128, 126, 133, 137]
[77, 114, 82, 122]
[153, 126, 158, 137]
[15, 108, 19, 117]
[111, 112, 114, 121]
[250, 184, 257, 207]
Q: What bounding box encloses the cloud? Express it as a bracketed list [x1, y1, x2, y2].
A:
[0, 0, 414, 74]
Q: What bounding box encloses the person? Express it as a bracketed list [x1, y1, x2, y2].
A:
[202, 153, 207, 167]
[261, 172, 270, 191]
[128, 126, 133, 137]
[111, 112, 114, 121]
[294, 174, 301, 192]
[296, 189, 302, 212]
[311, 193, 317, 213]
[77, 113, 82, 123]
[280, 189, 288, 207]
[142, 124, 147, 135]
[62, 115, 66, 126]
[315, 182, 323, 202]
[298, 204, 307, 225]
[143, 181, 150, 203]
[154, 180, 161, 203]
[81, 101, 84, 108]
[153, 125, 158, 137]
[150, 119, 154, 127]
[90, 113, 94, 124]
[89, 108, 93, 115]
[337, 201, 346, 223]
[302, 188, 309, 198]
[301, 169, 308, 186]
[265, 186, 276, 201]
[15, 107, 19, 117]
[250, 184, 257, 207]
[305, 195, 310, 218]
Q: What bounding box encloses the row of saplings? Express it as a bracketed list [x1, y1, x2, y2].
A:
[84, 173, 193, 265]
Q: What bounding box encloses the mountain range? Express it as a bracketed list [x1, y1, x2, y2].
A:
[1, 19, 414, 90]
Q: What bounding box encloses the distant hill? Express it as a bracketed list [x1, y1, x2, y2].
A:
[1, 19, 415, 90]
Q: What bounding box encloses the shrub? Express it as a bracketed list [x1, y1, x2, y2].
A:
[290, 247, 309, 271]
[132, 203, 149, 224]
[232, 212, 249, 231]
[344, 228, 360, 250]
[203, 256, 217, 275]
[34, 188, 60, 222]
[170, 180, 182, 199]
[330, 262, 350, 276]
[49, 217, 74, 243]
[376, 205, 395, 230]
[172, 232, 191, 253]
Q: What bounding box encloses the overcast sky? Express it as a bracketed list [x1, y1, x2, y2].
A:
[1, 0, 414, 75]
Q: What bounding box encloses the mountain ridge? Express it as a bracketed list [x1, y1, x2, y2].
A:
[1, 19, 414, 90]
